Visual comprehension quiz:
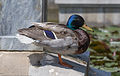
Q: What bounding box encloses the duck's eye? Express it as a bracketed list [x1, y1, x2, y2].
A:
[71, 19, 83, 27]
[71, 20, 78, 25]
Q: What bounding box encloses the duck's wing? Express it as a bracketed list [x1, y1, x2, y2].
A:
[18, 22, 74, 40]
[31, 22, 73, 34]
[18, 25, 46, 41]
[17, 22, 78, 47]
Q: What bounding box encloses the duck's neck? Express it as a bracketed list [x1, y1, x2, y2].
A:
[66, 24, 76, 30]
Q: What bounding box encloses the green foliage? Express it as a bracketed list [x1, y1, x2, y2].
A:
[89, 26, 120, 73]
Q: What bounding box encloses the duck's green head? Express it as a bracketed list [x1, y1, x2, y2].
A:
[66, 14, 93, 31]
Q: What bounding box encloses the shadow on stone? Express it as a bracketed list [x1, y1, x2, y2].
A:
[28, 53, 86, 73]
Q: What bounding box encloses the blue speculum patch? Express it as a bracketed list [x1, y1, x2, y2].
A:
[44, 30, 56, 39]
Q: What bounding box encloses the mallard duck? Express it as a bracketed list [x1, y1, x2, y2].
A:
[17, 14, 93, 68]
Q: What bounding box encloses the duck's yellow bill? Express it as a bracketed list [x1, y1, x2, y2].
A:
[82, 24, 94, 32]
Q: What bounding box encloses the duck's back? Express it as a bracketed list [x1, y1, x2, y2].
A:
[18, 22, 76, 40]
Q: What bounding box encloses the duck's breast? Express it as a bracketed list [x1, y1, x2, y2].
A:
[74, 29, 90, 54]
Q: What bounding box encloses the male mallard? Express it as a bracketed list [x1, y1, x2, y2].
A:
[17, 14, 93, 68]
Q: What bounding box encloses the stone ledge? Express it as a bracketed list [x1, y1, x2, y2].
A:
[0, 36, 43, 51]
[0, 51, 111, 76]
[0, 52, 86, 76]
[55, 0, 120, 4]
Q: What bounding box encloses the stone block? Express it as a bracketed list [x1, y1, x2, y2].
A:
[0, 51, 111, 76]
